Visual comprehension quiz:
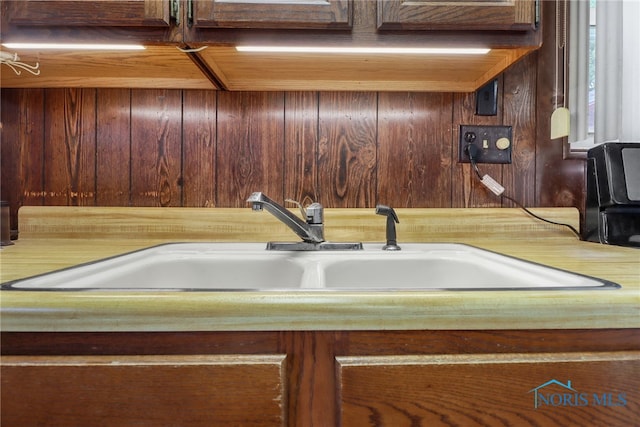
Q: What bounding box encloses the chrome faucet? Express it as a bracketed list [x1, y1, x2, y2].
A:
[247, 192, 324, 243]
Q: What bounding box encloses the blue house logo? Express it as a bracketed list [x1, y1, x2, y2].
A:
[529, 379, 628, 409]
[529, 379, 578, 409]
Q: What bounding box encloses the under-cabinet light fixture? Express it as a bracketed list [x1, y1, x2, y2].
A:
[236, 46, 490, 55]
[2, 43, 146, 51]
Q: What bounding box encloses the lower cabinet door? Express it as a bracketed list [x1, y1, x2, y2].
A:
[1, 354, 286, 427]
[337, 352, 640, 427]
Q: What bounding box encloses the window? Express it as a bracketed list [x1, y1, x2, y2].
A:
[569, 0, 640, 150]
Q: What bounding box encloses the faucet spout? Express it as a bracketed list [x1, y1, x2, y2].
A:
[247, 192, 324, 243]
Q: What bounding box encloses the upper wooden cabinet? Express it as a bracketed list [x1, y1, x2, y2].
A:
[0, 0, 182, 43]
[0, 1, 218, 88]
[3, 0, 173, 27]
[377, 0, 537, 31]
[191, 0, 352, 29]
[0, 0, 542, 91]
[186, 0, 541, 91]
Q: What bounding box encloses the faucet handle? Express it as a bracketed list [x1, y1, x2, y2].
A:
[285, 199, 324, 225]
[305, 203, 323, 225]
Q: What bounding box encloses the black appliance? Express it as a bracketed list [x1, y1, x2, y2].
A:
[584, 142, 640, 247]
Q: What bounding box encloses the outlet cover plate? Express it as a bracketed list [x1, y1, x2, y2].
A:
[459, 125, 512, 164]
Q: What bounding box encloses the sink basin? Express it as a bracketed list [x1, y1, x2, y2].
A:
[1, 243, 620, 291]
[321, 249, 611, 289]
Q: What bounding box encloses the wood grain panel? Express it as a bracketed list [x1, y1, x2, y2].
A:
[96, 89, 131, 206]
[338, 352, 640, 427]
[216, 92, 285, 207]
[0, 90, 19, 208]
[16, 89, 46, 218]
[131, 89, 182, 207]
[452, 82, 504, 208]
[340, 330, 640, 356]
[0, 47, 214, 89]
[193, 0, 352, 29]
[183, 90, 217, 207]
[503, 52, 537, 208]
[377, 0, 536, 30]
[318, 92, 377, 207]
[535, 0, 586, 214]
[197, 46, 533, 93]
[1, 354, 287, 427]
[43, 88, 96, 206]
[284, 92, 319, 206]
[2, 330, 638, 427]
[279, 331, 339, 427]
[4, 0, 171, 26]
[377, 92, 453, 207]
[0, 89, 45, 233]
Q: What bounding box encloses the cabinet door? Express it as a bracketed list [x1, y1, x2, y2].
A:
[378, 0, 536, 30]
[1, 354, 286, 427]
[3, 0, 172, 27]
[192, 0, 352, 29]
[338, 352, 640, 427]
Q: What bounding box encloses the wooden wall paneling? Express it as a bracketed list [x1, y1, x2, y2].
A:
[96, 89, 131, 206]
[284, 92, 319, 207]
[130, 89, 182, 207]
[318, 92, 377, 208]
[502, 53, 538, 208]
[0, 89, 45, 233]
[10, 89, 46, 212]
[43, 88, 96, 206]
[183, 90, 217, 207]
[216, 92, 285, 207]
[452, 80, 504, 208]
[377, 92, 453, 208]
[1, 89, 20, 211]
[535, 0, 586, 213]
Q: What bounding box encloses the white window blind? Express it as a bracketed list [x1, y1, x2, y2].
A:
[569, 0, 640, 149]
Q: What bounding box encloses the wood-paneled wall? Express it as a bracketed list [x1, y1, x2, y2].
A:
[0, 3, 586, 233]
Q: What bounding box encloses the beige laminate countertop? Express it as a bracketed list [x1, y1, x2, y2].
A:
[1, 207, 638, 332]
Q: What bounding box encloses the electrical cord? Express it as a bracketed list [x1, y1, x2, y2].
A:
[465, 143, 581, 239]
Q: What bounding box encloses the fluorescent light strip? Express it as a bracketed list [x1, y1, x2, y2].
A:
[2, 43, 146, 51]
[236, 46, 490, 55]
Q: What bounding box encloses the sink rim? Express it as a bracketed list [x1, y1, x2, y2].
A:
[0, 242, 622, 292]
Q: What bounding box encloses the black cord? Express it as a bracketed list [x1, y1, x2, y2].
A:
[465, 144, 483, 179]
[465, 144, 581, 239]
[501, 194, 581, 239]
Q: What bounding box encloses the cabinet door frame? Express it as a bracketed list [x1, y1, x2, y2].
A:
[337, 352, 640, 427]
[3, 0, 172, 27]
[191, 0, 353, 29]
[377, 0, 537, 31]
[1, 354, 287, 427]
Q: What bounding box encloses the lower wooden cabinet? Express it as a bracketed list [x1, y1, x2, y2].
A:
[337, 353, 640, 427]
[1, 330, 638, 427]
[1, 354, 286, 427]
